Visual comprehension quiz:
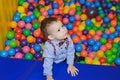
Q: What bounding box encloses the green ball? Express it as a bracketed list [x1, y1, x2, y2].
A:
[18, 0, 24, 6]
[9, 40, 17, 48]
[22, 16, 26, 21]
[112, 55, 117, 60]
[25, 53, 33, 60]
[111, 47, 117, 55]
[99, 12, 105, 18]
[64, 0, 68, 2]
[76, 52, 80, 57]
[79, 60, 86, 64]
[99, 27, 105, 32]
[117, 14, 120, 21]
[23, 29, 30, 36]
[76, 11, 82, 15]
[86, 26, 91, 30]
[50, 0, 54, 2]
[38, 4, 43, 9]
[35, 12, 41, 19]
[112, 42, 118, 48]
[76, 6, 81, 11]
[100, 37, 106, 45]
[105, 50, 112, 57]
[33, 9, 39, 14]
[6, 31, 15, 39]
[32, 22, 40, 29]
[106, 0, 110, 3]
[106, 56, 114, 64]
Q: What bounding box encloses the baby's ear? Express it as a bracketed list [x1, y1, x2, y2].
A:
[48, 35, 54, 40]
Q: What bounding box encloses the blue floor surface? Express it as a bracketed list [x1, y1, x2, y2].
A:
[0, 57, 120, 80]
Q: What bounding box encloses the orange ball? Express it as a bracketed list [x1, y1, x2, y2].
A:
[110, 19, 117, 27]
[68, 30, 74, 36]
[33, 29, 41, 37]
[21, 35, 26, 40]
[108, 13, 114, 20]
[76, 31, 82, 37]
[96, 50, 104, 57]
[30, 48, 35, 54]
[85, 57, 93, 64]
[16, 40, 20, 47]
[72, 36, 80, 44]
[80, 50, 88, 57]
[80, 35, 87, 41]
[10, 21, 17, 28]
[73, 26, 78, 33]
[5, 46, 10, 50]
[81, 44, 86, 50]
[105, 43, 112, 50]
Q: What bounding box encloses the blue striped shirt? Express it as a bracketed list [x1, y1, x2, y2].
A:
[43, 36, 75, 76]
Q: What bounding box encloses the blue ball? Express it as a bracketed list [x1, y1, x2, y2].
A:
[69, 16, 75, 23]
[66, 23, 73, 30]
[5, 40, 10, 46]
[115, 58, 120, 65]
[94, 1, 100, 7]
[109, 34, 115, 39]
[8, 48, 16, 56]
[104, 17, 110, 23]
[75, 44, 82, 52]
[88, 38, 95, 46]
[92, 45, 99, 51]
[29, 14, 36, 20]
[52, 3, 59, 9]
[24, 16, 32, 23]
[107, 3, 112, 8]
[71, 34, 77, 38]
[33, 44, 41, 52]
[48, 9, 53, 16]
[15, 12, 20, 16]
[85, 20, 92, 26]
[78, 0, 85, 4]
[95, 41, 101, 47]
[13, 15, 20, 22]
[102, 33, 108, 39]
[0, 50, 8, 57]
[85, 1, 91, 8]
[116, 25, 120, 31]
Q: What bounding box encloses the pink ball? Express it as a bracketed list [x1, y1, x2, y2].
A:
[75, 14, 80, 20]
[15, 52, 23, 59]
[25, 23, 32, 29]
[22, 46, 30, 53]
[96, 30, 102, 36]
[27, 11, 33, 16]
[88, 52, 95, 59]
[42, 11, 48, 17]
[100, 46, 106, 52]
[105, 29, 111, 35]
[18, 21, 25, 28]
[94, 35, 100, 41]
[54, 9, 59, 15]
[69, 8, 75, 16]
[28, 0, 34, 3]
[63, 18, 69, 24]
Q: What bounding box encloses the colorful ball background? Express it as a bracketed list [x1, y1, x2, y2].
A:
[0, 0, 120, 66]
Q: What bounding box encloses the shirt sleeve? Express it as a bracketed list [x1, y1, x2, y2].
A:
[43, 41, 54, 76]
[66, 36, 75, 65]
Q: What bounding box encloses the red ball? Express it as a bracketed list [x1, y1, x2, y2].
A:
[99, 57, 106, 64]
[96, 16, 102, 22]
[14, 27, 22, 34]
[15, 33, 22, 40]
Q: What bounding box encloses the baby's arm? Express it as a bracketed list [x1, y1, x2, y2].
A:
[43, 41, 55, 80]
[66, 36, 79, 76]
[43, 58, 54, 80]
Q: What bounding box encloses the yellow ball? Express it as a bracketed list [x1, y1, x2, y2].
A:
[92, 60, 100, 65]
[39, 16, 45, 22]
[17, 6, 25, 13]
[114, 38, 120, 43]
[10, 21, 17, 28]
[70, 4, 76, 8]
[109, 27, 115, 33]
[22, 2, 29, 8]
[110, 6, 116, 11]
[20, 13, 26, 18]
[64, 6, 69, 14]
[85, 57, 93, 64]
[78, 22, 85, 31]
[27, 36, 34, 43]
[91, 18, 96, 24]
[81, 14, 87, 21]
[89, 30, 95, 36]
[96, 50, 104, 57]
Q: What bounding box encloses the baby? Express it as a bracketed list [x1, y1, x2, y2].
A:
[40, 17, 79, 80]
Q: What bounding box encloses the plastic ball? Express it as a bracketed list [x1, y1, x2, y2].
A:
[33, 29, 41, 37]
[115, 58, 120, 65]
[32, 22, 40, 29]
[8, 48, 16, 56]
[24, 53, 33, 60]
[33, 44, 41, 52]
[17, 6, 25, 13]
[34, 53, 42, 59]
[105, 50, 112, 57]
[72, 36, 80, 44]
[66, 23, 73, 30]
[23, 29, 30, 36]
[36, 37, 42, 43]
[0, 50, 8, 57]
[15, 33, 22, 40]
[18, 21, 25, 28]
[24, 16, 32, 23]
[22, 46, 30, 53]
[88, 52, 95, 59]
[63, 18, 69, 24]
[27, 36, 34, 43]
[10, 21, 17, 28]
[85, 57, 93, 64]
[15, 52, 23, 59]
[75, 44, 82, 52]
[7, 31, 15, 39]
[9, 40, 17, 48]
[25, 23, 32, 30]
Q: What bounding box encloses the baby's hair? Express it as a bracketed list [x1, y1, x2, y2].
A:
[40, 17, 58, 37]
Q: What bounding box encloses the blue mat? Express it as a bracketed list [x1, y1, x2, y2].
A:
[0, 57, 120, 80]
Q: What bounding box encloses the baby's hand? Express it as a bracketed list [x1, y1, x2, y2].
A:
[46, 75, 54, 80]
[67, 64, 79, 77]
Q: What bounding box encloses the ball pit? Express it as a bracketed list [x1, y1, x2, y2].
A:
[0, 0, 120, 66]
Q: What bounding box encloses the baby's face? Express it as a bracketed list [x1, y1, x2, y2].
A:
[47, 20, 68, 40]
